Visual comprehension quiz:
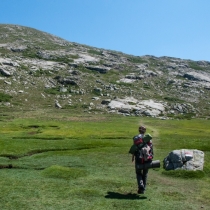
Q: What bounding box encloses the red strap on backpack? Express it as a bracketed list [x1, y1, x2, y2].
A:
[134, 138, 143, 145]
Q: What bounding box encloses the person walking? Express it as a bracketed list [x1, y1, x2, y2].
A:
[132, 125, 153, 194]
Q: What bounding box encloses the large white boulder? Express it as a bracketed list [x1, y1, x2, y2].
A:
[163, 149, 204, 171]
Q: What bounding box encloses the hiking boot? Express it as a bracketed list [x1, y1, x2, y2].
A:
[137, 188, 144, 194]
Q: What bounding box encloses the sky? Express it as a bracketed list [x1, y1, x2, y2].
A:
[0, 0, 210, 61]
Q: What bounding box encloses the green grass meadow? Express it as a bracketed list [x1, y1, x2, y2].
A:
[0, 111, 210, 210]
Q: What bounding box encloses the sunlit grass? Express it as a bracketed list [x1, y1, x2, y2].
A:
[162, 170, 205, 179]
[0, 112, 210, 209]
[42, 165, 88, 179]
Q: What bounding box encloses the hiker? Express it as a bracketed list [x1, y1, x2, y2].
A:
[132, 125, 153, 194]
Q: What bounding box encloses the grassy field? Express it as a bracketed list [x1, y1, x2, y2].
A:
[0, 110, 210, 210]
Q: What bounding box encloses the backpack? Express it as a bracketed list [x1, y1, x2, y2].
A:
[129, 134, 153, 162]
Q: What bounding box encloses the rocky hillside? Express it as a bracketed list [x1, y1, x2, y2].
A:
[1, 24, 210, 119]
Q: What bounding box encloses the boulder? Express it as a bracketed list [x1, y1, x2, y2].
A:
[163, 149, 204, 171]
[117, 78, 134, 83]
[55, 76, 79, 86]
[0, 68, 12, 76]
[101, 99, 111, 105]
[143, 109, 161, 117]
[93, 87, 102, 92]
[55, 100, 62, 109]
[85, 65, 110, 74]
[183, 71, 210, 82]
[10, 46, 27, 52]
[0, 58, 19, 67]
[125, 74, 137, 79]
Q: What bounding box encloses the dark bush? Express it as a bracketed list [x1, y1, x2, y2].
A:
[0, 92, 12, 102]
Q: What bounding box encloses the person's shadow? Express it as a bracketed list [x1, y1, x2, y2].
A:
[105, 191, 147, 200]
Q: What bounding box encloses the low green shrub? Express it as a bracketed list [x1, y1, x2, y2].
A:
[44, 87, 69, 95]
[87, 49, 103, 55]
[127, 56, 145, 63]
[174, 113, 196, 120]
[188, 62, 204, 70]
[0, 92, 12, 102]
[164, 96, 184, 103]
[92, 89, 101, 96]
[51, 56, 73, 63]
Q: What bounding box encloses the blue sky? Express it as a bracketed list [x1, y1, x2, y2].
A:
[1, 0, 210, 61]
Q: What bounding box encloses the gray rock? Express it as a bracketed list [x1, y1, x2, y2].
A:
[196, 60, 210, 67]
[10, 45, 27, 52]
[60, 87, 68, 93]
[136, 75, 145, 80]
[118, 108, 130, 114]
[56, 77, 79, 86]
[183, 71, 210, 82]
[55, 100, 62, 109]
[37, 51, 52, 59]
[92, 97, 100, 100]
[143, 109, 161, 117]
[125, 74, 137, 79]
[163, 149, 204, 171]
[101, 99, 111, 105]
[71, 70, 81, 75]
[94, 87, 102, 92]
[85, 65, 110, 74]
[167, 63, 177, 69]
[143, 70, 158, 77]
[69, 63, 79, 68]
[0, 68, 12, 76]
[4, 80, 11, 85]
